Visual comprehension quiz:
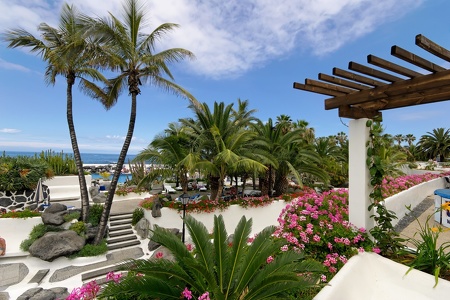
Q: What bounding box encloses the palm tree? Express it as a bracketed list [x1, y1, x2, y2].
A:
[405, 134, 416, 147]
[180, 101, 266, 200]
[89, 0, 198, 244]
[418, 128, 450, 162]
[134, 122, 191, 192]
[2, 4, 109, 222]
[393, 134, 405, 147]
[100, 215, 323, 299]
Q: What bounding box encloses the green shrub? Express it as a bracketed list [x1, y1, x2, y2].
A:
[39, 149, 77, 175]
[0, 209, 41, 219]
[71, 239, 108, 258]
[20, 223, 63, 251]
[132, 207, 144, 226]
[69, 221, 86, 236]
[139, 197, 154, 210]
[88, 204, 104, 226]
[0, 154, 50, 191]
[63, 211, 80, 223]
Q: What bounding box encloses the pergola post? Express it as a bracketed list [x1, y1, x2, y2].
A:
[348, 118, 374, 231]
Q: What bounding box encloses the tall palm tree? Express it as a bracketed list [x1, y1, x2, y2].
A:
[134, 123, 192, 192]
[418, 128, 450, 162]
[2, 4, 109, 222]
[405, 134, 416, 147]
[100, 215, 323, 299]
[393, 134, 405, 147]
[89, 0, 198, 244]
[180, 101, 266, 200]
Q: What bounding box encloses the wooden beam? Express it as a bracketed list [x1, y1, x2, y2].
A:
[360, 86, 450, 111]
[349, 61, 404, 82]
[325, 68, 450, 109]
[416, 34, 450, 63]
[367, 54, 422, 78]
[338, 105, 382, 119]
[305, 78, 356, 94]
[319, 73, 371, 91]
[391, 45, 445, 73]
[293, 82, 345, 97]
[333, 68, 387, 87]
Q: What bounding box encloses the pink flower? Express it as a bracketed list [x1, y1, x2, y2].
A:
[182, 287, 193, 300]
[320, 274, 327, 282]
[186, 243, 194, 251]
[155, 252, 164, 259]
[372, 247, 381, 254]
[106, 271, 122, 283]
[280, 245, 289, 252]
[199, 292, 211, 300]
[266, 256, 274, 264]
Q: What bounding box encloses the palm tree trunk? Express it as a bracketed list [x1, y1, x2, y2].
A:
[66, 74, 90, 222]
[94, 93, 137, 245]
[209, 175, 220, 200]
[273, 171, 289, 196]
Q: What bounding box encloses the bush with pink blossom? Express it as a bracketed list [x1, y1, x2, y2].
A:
[274, 189, 375, 282]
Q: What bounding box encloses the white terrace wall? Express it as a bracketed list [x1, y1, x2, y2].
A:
[0, 217, 43, 257]
[384, 177, 446, 227]
[44, 175, 92, 201]
[144, 200, 287, 237]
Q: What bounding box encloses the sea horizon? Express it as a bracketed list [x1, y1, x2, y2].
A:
[2, 150, 137, 165]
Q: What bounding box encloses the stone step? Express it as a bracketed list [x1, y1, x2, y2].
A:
[108, 224, 132, 232]
[107, 240, 141, 251]
[109, 214, 133, 222]
[107, 235, 138, 245]
[28, 269, 50, 284]
[81, 265, 121, 282]
[109, 229, 134, 238]
[110, 219, 132, 227]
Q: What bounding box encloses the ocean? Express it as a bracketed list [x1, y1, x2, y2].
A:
[2, 151, 137, 165]
[2, 151, 137, 183]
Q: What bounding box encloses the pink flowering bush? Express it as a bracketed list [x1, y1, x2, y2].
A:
[274, 189, 374, 281]
[380, 172, 450, 199]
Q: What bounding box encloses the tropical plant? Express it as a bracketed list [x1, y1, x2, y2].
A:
[398, 206, 450, 287]
[0, 155, 50, 191]
[134, 122, 191, 192]
[131, 207, 144, 226]
[2, 4, 109, 223]
[417, 128, 450, 161]
[87, 0, 198, 245]
[180, 101, 267, 200]
[99, 215, 324, 299]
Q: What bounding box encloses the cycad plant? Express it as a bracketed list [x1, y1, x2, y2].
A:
[100, 215, 323, 299]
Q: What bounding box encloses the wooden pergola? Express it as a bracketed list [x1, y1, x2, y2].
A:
[293, 34, 450, 230]
[294, 34, 450, 120]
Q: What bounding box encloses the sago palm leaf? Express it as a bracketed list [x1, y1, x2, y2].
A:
[214, 215, 231, 294]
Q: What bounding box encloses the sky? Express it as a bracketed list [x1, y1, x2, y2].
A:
[1, 0, 450, 155]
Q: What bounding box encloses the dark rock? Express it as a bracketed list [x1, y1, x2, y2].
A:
[136, 218, 150, 239]
[29, 231, 85, 261]
[151, 198, 163, 218]
[148, 240, 160, 251]
[41, 210, 67, 226]
[17, 287, 42, 300]
[0, 198, 13, 207]
[44, 203, 67, 213]
[150, 246, 175, 261]
[50, 287, 69, 299]
[92, 193, 106, 204]
[85, 224, 98, 244]
[29, 289, 56, 300]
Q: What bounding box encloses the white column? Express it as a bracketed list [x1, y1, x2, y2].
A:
[348, 118, 374, 231]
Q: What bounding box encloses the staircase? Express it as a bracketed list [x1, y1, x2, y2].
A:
[107, 212, 141, 251]
[78, 212, 142, 285]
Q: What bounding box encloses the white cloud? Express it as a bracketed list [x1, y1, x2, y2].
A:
[0, 128, 21, 133]
[0, 58, 31, 72]
[0, 0, 424, 79]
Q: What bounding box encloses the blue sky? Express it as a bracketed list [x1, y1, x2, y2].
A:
[1, 0, 449, 154]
